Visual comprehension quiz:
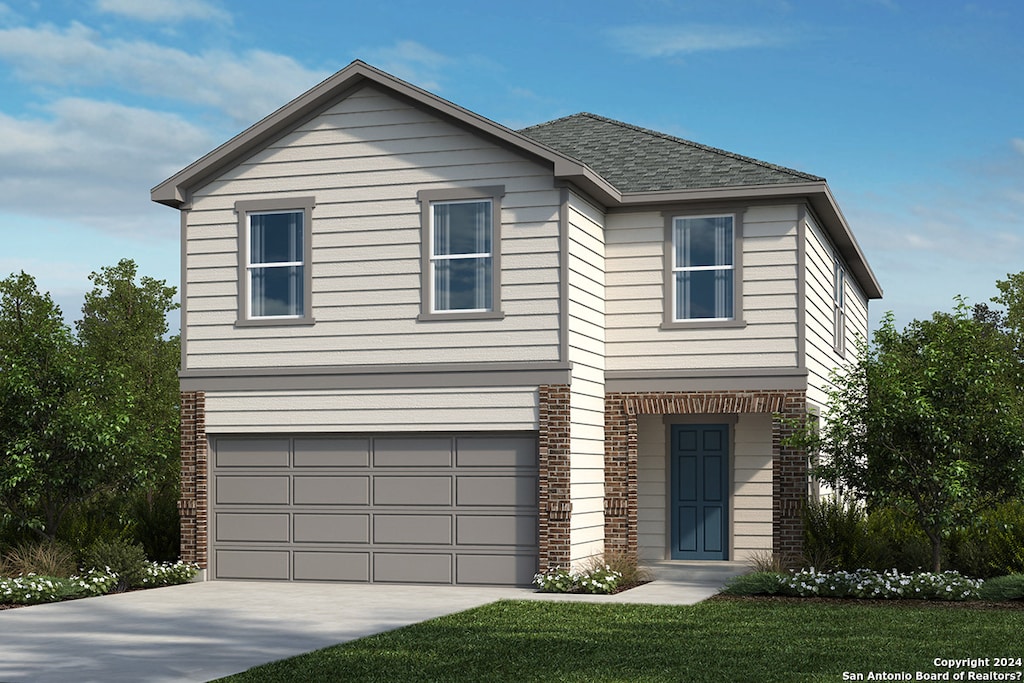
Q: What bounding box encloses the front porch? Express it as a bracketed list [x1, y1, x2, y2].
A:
[604, 390, 807, 564]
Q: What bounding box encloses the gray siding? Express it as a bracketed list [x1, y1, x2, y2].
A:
[184, 84, 562, 371]
[204, 387, 540, 433]
[566, 191, 606, 564]
[804, 213, 869, 408]
[605, 205, 801, 373]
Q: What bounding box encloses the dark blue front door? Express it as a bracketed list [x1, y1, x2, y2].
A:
[671, 424, 728, 560]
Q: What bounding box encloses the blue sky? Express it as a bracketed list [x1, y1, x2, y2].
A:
[1, 0, 1022, 334]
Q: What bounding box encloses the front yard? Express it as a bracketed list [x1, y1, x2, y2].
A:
[217, 598, 1024, 682]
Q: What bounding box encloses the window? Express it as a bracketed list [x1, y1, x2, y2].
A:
[235, 197, 314, 325]
[670, 214, 737, 322]
[833, 258, 846, 355]
[417, 186, 504, 320]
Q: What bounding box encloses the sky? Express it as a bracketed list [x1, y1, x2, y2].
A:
[1, 0, 1022, 335]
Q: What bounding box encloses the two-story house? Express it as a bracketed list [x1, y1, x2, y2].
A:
[153, 61, 881, 586]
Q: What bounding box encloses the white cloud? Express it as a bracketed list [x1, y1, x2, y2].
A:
[0, 98, 213, 235]
[94, 0, 230, 23]
[363, 41, 451, 91]
[0, 22, 330, 125]
[1012, 138, 1024, 156]
[608, 24, 794, 58]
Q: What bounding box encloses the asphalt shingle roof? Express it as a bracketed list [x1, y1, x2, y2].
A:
[519, 113, 823, 193]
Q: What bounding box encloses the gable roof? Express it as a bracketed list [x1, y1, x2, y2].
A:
[151, 60, 880, 299]
[520, 113, 822, 193]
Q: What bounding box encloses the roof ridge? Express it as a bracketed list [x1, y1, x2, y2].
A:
[524, 112, 822, 182]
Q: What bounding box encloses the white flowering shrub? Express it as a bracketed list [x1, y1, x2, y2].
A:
[782, 568, 982, 601]
[138, 561, 200, 587]
[1, 561, 200, 606]
[533, 565, 623, 594]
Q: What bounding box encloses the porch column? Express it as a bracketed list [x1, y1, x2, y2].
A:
[179, 391, 208, 568]
[772, 392, 808, 561]
[538, 384, 572, 570]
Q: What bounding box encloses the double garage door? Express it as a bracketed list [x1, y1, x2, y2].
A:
[210, 434, 539, 586]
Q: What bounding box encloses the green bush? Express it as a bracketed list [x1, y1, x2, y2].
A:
[79, 538, 148, 591]
[946, 501, 1024, 578]
[803, 496, 882, 570]
[127, 487, 181, 562]
[721, 572, 786, 596]
[978, 574, 1024, 601]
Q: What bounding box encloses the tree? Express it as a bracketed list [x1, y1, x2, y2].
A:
[75, 259, 181, 559]
[0, 272, 134, 539]
[798, 300, 1024, 572]
[77, 258, 181, 491]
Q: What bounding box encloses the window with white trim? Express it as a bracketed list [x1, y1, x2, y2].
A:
[235, 197, 314, 325]
[833, 258, 846, 355]
[671, 214, 735, 321]
[431, 199, 493, 312]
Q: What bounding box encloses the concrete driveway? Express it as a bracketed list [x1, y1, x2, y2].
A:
[0, 581, 535, 683]
[0, 562, 745, 682]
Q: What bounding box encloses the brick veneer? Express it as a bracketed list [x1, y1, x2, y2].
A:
[537, 384, 571, 570]
[178, 391, 207, 568]
[604, 390, 807, 559]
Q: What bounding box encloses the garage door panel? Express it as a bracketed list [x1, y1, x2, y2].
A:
[217, 476, 290, 505]
[294, 513, 370, 543]
[374, 476, 452, 506]
[215, 439, 290, 468]
[294, 551, 369, 581]
[211, 434, 538, 586]
[372, 438, 452, 467]
[457, 515, 538, 546]
[294, 439, 370, 467]
[294, 476, 370, 505]
[374, 553, 452, 584]
[457, 554, 537, 585]
[216, 550, 290, 580]
[456, 476, 538, 507]
[456, 437, 537, 467]
[374, 514, 452, 545]
[216, 513, 290, 543]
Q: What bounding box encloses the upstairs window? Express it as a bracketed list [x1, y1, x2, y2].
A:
[432, 199, 493, 312]
[671, 215, 735, 321]
[834, 258, 846, 355]
[417, 186, 504, 321]
[236, 197, 314, 325]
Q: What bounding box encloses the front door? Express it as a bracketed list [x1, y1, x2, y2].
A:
[671, 424, 728, 560]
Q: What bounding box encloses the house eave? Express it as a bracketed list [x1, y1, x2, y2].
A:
[610, 181, 882, 300]
[151, 60, 601, 209]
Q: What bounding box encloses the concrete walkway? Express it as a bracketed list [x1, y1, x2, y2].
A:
[0, 562, 748, 683]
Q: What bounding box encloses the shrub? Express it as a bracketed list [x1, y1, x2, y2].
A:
[1, 540, 78, 578]
[79, 539, 148, 591]
[585, 551, 650, 588]
[721, 572, 787, 596]
[803, 496, 875, 570]
[138, 560, 200, 587]
[978, 574, 1024, 601]
[534, 564, 623, 594]
[946, 501, 1024, 578]
[128, 487, 181, 562]
[781, 568, 982, 601]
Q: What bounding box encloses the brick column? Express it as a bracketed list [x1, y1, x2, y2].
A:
[179, 391, 207, 568]
[772, 392, 807, 561]
[537, 384, 571, 570]
[603, 395, 634, 555]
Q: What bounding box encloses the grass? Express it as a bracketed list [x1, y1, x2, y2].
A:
[216, 598, 1024, 682]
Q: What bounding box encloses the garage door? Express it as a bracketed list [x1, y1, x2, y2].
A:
[209, 434, 539, 586]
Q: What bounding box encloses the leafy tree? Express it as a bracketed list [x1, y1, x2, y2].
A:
[77, 258, 180, 491]
[75, 259, 181, 558]
[0, 273, 134, 539]
[797, 300, 1024, 572]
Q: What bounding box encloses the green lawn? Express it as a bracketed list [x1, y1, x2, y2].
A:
[217, 598, 1024, 682]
